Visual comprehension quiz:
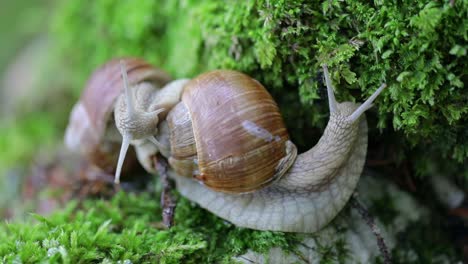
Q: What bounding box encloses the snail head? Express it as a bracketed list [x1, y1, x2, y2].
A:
[113, 60, 165, 184]
[322, 64, 386, 124]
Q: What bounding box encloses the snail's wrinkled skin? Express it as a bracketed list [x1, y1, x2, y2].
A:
[173, 103, 367, 232]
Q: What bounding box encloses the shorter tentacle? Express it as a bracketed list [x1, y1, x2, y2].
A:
[348, 83, 386, 122]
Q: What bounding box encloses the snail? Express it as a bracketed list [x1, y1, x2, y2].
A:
[65, 57, 386, 233]
[64, 58, 181, 175]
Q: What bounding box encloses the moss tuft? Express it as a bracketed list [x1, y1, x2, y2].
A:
[0, 191, 301, 263]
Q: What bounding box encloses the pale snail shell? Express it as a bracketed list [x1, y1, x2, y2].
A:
[66, 58, 386, 233]
[64, 57, 171, 174]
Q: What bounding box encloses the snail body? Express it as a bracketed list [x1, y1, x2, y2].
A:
[66, 58, 386, 233]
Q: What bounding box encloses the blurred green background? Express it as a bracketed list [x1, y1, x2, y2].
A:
[0, 0, 67, 217]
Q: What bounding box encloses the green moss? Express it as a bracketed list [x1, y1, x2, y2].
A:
[0, 191, 301, 263]
[52, 0, 468, 175]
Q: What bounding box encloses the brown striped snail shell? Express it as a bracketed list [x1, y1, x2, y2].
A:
[166, 70, 297, 193]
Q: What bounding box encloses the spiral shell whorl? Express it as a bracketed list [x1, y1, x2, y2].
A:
[172, 70, 292, 193]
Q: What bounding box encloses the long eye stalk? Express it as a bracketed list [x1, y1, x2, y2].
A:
[120, 60, 135, 118]
[114, 61, 134, 184]
[322, 64, 338, 114]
